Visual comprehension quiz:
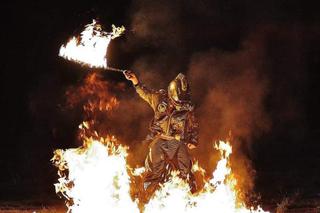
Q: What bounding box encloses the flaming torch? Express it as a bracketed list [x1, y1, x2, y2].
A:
[59, 20, 125, 72]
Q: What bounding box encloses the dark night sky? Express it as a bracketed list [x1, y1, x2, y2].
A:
[2, 0, 320, 203]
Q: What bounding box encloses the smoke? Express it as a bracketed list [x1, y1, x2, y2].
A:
[120, 1, 272, 196]
[187, 31, 272, 198]
[58, 0, 308, 201]
[189, 30, 271, 147]
[129, 0, 183, 49]
[90, 0, 274, 198]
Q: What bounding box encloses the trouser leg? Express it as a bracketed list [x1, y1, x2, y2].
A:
[142, 139, 196, 201]
[176, 143, 197, 192]
[176, 143, 191, 178]
[145, 139, 165, 186]
[141, 138, 174, 203]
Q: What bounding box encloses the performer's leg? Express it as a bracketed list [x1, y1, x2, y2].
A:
[142, 138, 166, 201]
[176, 143, 191, 178]
[176, 143, 197, 192]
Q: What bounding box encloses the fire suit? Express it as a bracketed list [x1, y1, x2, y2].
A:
[134, 79, 199, 191]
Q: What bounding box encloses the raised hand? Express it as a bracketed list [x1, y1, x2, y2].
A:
[124, 70, 139, 85]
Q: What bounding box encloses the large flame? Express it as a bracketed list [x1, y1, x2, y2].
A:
[53, 137, 269, 212]
[52, 72, 270, 212]
[144, 141, 269, 213]
[51, 73, 141, 212]
[52, 125, 140, 213]
[59, 20, 125, 68]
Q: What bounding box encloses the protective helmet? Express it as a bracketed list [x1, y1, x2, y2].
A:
[168, 73, 190, 104]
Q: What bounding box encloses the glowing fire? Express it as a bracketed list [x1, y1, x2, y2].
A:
[59, 20, 125, 68]
[53, 137, 269, 212]
[52, 128, 140, 212]
[52, 67, 269, 212]
[144, 141, 269, 213]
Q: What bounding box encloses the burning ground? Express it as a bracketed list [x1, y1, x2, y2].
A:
[44, 74, 267, 213]
[47, 71, 268, 212]
[2, 0, 320, 212]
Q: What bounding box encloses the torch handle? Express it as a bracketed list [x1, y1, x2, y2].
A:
[104, 67, 126, 73]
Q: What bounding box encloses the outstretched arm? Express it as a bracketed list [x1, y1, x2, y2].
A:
[124, 70, 158, 108]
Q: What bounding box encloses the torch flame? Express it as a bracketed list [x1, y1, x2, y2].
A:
[59, 20, 125, 68]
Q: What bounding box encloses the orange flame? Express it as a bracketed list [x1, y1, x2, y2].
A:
[143, 141, 269, 213]
[53, 137, 269, 212]
[59, 20, 125, 68]
[52, 72, 269, 212]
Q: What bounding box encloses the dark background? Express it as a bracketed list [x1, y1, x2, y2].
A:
[2, 0, 320, 207]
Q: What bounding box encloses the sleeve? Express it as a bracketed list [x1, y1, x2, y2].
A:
[134, 83, 159, 109]
[186, 109, 199, 146]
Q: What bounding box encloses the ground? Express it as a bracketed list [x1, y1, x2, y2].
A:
[0, 200, 66, 213]
[0, 198, 320, 213]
